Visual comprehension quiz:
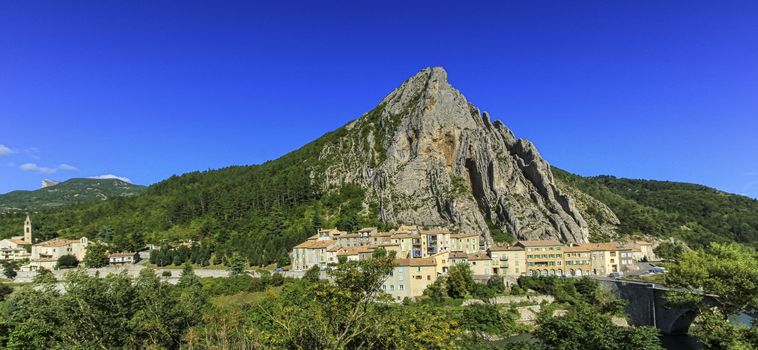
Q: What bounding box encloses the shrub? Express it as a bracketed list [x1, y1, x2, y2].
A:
[56, 254, 79, 269]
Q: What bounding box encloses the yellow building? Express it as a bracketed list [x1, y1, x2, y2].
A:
[448, 251, 469, 266]
[489, 246, 526, 277]
[370, 232, 393, 245]
[577, 243, 623, 275]
[420, 229, 452, 256]
[388, 233, 422, 258]
[396, 225, 420, 234]
[291, 239, 336, 271]
[467, 253, 493, 276]
[382, 258, 437, 301]
[450, 233, 480, 254]
[30, 237, 89, 270]
[517, 241, 565, 276]
[563, 245, 592, 277]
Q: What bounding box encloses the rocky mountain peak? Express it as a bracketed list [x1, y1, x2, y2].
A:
[319, 67, 613, 244]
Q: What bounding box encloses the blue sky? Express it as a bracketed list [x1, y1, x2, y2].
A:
[1, 1, 757, 198]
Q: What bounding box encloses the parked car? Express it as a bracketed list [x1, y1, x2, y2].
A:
[609, 272, 623, 279]
[644, 267, 666, 275]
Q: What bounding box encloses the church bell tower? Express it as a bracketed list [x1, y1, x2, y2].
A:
[24, 214, 32, 242]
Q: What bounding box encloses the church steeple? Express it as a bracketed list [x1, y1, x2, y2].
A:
[24, 214, 32, 243]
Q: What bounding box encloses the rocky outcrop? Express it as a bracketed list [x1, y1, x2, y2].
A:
[315, 67, 616, 244]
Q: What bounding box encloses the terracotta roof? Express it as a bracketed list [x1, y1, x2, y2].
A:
[6, 238, 28, 245]
[564, 245, 591, 252]
[336, 246, 373, 256]
[490, 246, 524, 252]
[421, 229, 451, 235]
[397, 225, 420, 231]
[575, 243, 621, 251]
[307, 234, 318, 240]
[394, 258, 436, 267]
[358, 227, 377, 232]
[336, 233, 360, 238]
[374, 232, 393, 237]
[516, 240, 562, 247]
[467, 253, 491, 261]
[294, 240, 335, 249]
[449, 251, 468, 259]
[391, 234, 419, 239]
[35, 238, 82, 247]
[450, 233, 479, 239]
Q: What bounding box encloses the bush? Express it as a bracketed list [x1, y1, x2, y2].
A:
[303, 265, 320, 282]
[56, 254, 79, 269]
[487, 276, 506, 294]
[161, 271, 172, 277]
[471, 283, 496, 299]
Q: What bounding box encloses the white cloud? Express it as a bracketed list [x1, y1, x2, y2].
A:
[89, 174, 132, 183]
[20, 163, 58, 174]
[58, 163, 78, 171]
[19, 163, 79, 174]
[0, 144, 11, 156]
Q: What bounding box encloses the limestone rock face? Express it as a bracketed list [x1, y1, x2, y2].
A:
[315, 67, 614, 244]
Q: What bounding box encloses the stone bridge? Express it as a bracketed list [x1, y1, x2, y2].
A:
[597, 278, 715, 335]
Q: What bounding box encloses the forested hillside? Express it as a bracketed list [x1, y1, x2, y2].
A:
[553, 168, 758, 248]
[0, 178, 145, 213]
[0, 127, 384, 266]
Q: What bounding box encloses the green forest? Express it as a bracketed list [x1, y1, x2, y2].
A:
[553, 168, 758, 248]
[0, 125, 756, 266]
[0, 178, 145, 213]
[0, 127, 387, 266]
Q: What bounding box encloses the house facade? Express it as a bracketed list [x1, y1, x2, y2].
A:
[29, 237, 89, 270]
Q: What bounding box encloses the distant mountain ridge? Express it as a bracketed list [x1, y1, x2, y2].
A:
[0, 178, 146, 213]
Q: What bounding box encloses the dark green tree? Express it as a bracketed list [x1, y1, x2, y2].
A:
[227, 253, 246, 275]
[303, 265, 321, 283]
[535, 306, 663, 350]
[83, 242, 110, 268]
[447, 263, 475, 299]
[2, 261, 18, 279]
[55, 254, 79, 269]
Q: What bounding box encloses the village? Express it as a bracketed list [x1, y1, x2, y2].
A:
[0, 215, 139, 274]
[292, 225, 656, 301]
[1, 215, 656, 300]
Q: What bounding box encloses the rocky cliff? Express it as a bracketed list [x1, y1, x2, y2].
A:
[314, 67, 616, 244]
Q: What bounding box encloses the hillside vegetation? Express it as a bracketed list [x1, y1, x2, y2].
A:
[0, 162, 754, 268]
[553, 168, 758, 248]
[0, 128, 385, 266]
[0, 178, 145, 213]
